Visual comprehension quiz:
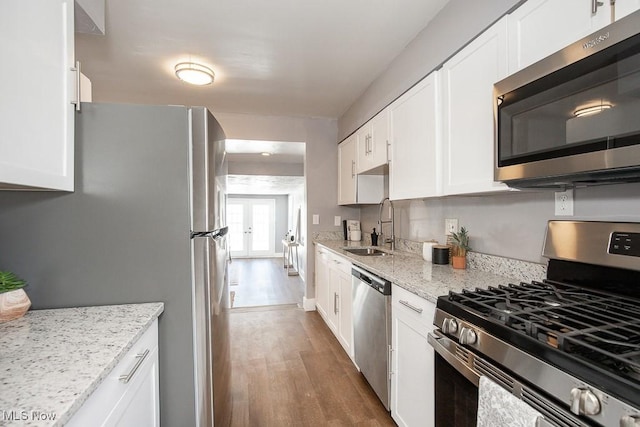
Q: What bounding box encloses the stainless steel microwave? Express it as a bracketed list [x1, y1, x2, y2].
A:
[494, 10, 640, 188]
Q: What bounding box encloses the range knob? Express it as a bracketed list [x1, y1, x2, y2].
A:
[459, 327, 478, 345]
[569, 387, 601, 416]
[621, 415, 640, 427]
[442, 318, 458, 334]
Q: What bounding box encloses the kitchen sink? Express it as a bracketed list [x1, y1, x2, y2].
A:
[343, 248, 391, 257]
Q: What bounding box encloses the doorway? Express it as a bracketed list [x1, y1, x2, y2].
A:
[227, 198, 276, 258]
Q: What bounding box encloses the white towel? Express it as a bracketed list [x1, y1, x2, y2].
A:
[477, 376, 543, 427]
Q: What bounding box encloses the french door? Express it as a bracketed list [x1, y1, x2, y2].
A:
[227, 198, 275, 257]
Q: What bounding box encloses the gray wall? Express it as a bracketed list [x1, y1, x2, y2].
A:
[228, 194, 289, 252]
[361, 183, 640, 263]
[338, 0, 523, 140]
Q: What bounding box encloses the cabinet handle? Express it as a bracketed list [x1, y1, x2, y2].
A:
[388, 345, 394, 380]
[119, 349, 150, 383]
[70, 61, 81, 112]
[591, 0, 604, 13]
[351, 160, 355, 178]
[399, 299, 423, 314]
[334, 292, 339, 314]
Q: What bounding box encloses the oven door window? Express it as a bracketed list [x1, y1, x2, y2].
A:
[435, 353, 478, 427]
[497, 34, 640, 167]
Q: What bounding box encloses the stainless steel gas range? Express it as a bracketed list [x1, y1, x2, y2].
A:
[428, 221, 640, 427]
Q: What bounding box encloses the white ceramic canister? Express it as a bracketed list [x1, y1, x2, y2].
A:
[423, 240, 438, 262]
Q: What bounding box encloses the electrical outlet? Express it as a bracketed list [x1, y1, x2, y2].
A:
[334, 216, 341, 226]
[555, 189, 574, 216]
[312, 214, 320, 225]
[445, 218, 459, 235]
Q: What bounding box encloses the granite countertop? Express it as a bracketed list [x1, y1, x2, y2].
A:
[315, 240, 528, 303]
[0, 302, 164, 427]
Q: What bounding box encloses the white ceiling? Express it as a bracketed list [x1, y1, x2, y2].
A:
[227, 175, 304, 195]
[76, 0, 449, 119]
[226, 139, 304, 164]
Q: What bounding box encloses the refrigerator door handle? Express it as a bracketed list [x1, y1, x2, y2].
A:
[190, 226, 229, 240]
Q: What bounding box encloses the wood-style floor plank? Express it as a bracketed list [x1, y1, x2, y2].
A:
[229, 306, 396, 426]
[229, 258, 304, 308]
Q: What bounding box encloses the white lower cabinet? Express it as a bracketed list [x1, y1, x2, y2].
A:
[67, 320, 160, 427]
[314, 246, 354, 359]
[391, 285, 436, 427]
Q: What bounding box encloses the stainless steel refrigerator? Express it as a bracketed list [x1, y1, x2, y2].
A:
[0, 103, 231, 426]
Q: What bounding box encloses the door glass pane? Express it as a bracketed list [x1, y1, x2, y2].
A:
[251, 204, 270, 251]
[227, 204, 244, 252]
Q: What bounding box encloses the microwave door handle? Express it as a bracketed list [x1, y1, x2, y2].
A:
[427, 331, 480, 387]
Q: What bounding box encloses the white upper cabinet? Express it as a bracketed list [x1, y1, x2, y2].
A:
[613, 0, 640, 20]
[0, 0, 77, 191]
[507, 0, 640, 74]
[356, 109, 389, 174]
[389, 72, 441, 200]
[338, 135, 357, 205]
[338, 134, 384, 205]
[441, 17, 510, 196]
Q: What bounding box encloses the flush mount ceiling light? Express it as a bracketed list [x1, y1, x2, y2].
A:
[574, 103, 612, 117]
[175, 62, 215, 86]
[261, 152, 272, 156]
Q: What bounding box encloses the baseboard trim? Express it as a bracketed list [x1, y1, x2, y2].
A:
[302, 297, 316, 312]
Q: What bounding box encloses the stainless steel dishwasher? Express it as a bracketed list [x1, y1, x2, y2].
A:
[352, 264, 392, 411]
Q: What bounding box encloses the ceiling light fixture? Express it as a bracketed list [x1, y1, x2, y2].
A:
[261, 152, 272, 157]
[574, 103, 612, 117]
[175, 62, 215, 86]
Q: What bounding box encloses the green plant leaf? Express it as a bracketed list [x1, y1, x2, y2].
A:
[0, 271, 27, 294]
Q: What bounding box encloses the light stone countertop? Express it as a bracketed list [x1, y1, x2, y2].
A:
[0, 302, 164, 427]
[315, 240, 528, 303]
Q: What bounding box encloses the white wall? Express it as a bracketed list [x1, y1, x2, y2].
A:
[215, 112, 359, 299]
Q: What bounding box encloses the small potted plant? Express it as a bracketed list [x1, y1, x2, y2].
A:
[450, 227, 471, 269]
[0, 270, 31, 323]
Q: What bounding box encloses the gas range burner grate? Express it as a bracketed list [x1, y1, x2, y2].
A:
[449, 281, 640, 377]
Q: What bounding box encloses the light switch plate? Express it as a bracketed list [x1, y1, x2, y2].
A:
[334, 216, 341, 226]
[312, 214, 320, 225]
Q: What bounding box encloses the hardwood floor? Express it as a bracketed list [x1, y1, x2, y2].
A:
[229, 305, 396, 426]
[229, 258, 305, 308]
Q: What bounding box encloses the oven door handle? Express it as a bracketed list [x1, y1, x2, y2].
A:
[428, 330, 480, 387]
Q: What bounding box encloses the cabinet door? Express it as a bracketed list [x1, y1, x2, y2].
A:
[507, 0, 611, 74]
[327, 266, 340, 332]
[105, 348, 160, 426]
[338, 135, 357, 205]
[441, 17, 509, 196]
[391, 287, 436, 427]
[389, 72, 441, 200]
[615, 0, 640, 20]
[0, 0, 75, 191]
[366, 109, 390, 172]
[337, 269, 353, 358]
[356, 124, 371, 174]
[315, 247, 330, 319]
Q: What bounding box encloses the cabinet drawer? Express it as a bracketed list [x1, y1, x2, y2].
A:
[67, 319, 159, 426]
[329, 253, 352, 275]
[392, 285, 436, 328]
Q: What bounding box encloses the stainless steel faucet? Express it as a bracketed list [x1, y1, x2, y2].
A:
[377, 197, 395, 250]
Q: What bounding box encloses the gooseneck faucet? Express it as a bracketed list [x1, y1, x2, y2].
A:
[378, 197, 395, 251]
